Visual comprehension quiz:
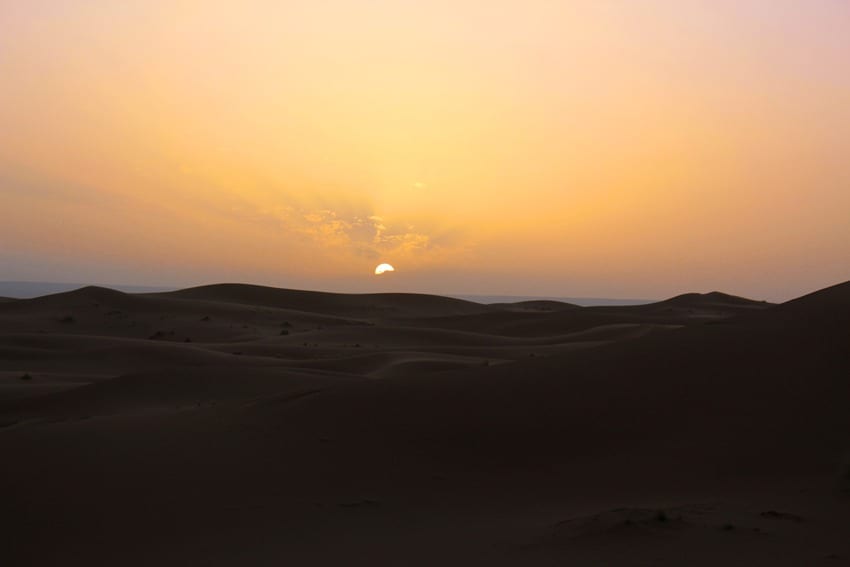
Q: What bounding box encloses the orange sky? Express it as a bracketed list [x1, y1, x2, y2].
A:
[2, 1, 849, 300]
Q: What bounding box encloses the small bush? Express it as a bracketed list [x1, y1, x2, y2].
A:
[58, 315, 76, 324]
[655, 510, 668, 523]
[280, 329, 289, 336]
[20, 373, 33, 381]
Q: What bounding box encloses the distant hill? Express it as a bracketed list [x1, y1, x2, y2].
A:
[155, 283, 492, 318]
[0, 281, 174, 298]
[452, 294, 654, 306]
[0, 281, 655, 307]
[657, 290, 769, 309]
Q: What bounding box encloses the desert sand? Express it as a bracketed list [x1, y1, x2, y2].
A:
[1, 282, 849, 565]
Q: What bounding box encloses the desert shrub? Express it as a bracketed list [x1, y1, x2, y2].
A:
[280, 329, 289, 336]
[20, 373, 33, 381]
[58, 315, 76, 324]
[655, 510, 668, 523]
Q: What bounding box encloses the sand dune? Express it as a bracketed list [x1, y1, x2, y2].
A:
[156, 283, 492, 318]
[1, 281, 848, 565]
[489, 299, 581, 311]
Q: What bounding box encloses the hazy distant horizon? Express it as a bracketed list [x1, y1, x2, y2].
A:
[14, 275, 845, 305]
[0, 262, 835, 303]
[0, 279, 656, 306]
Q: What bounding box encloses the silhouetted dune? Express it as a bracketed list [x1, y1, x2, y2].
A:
[659, 290, 769, 308]
[155, 283, 491, 318]
[489, 291, 772, 337]
[776, 279, 850, 315]
[0, 284, 367, 344]
[10, 285, 140, 309]
[1, 280, 848, 565]
[490, 299, 581, 311]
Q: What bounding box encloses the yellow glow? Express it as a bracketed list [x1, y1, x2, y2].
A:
[375, 264, 395, 276]
[1, 2, 849, 300]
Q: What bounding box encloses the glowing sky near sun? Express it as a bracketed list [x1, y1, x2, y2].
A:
[1, 1, 849, 300]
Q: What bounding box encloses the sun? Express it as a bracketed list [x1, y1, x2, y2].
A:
[374, 263, 395, 275]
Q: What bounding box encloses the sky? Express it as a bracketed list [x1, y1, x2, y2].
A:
[1, 0, 849, 301]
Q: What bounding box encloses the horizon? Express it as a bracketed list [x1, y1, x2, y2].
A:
[0, 279, 659, 305]
[2, 1, 849, 302]
[9, 276, 846, 305]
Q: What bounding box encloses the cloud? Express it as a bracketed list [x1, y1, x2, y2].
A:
[289, 207, 434, 259]
[223, 196, 457, 263]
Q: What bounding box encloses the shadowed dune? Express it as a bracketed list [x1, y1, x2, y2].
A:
[154, 283, 493, 318]
[489, 299, 582, 312]
[403, 293, 770, 337]
[0, 281, 848, 566]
